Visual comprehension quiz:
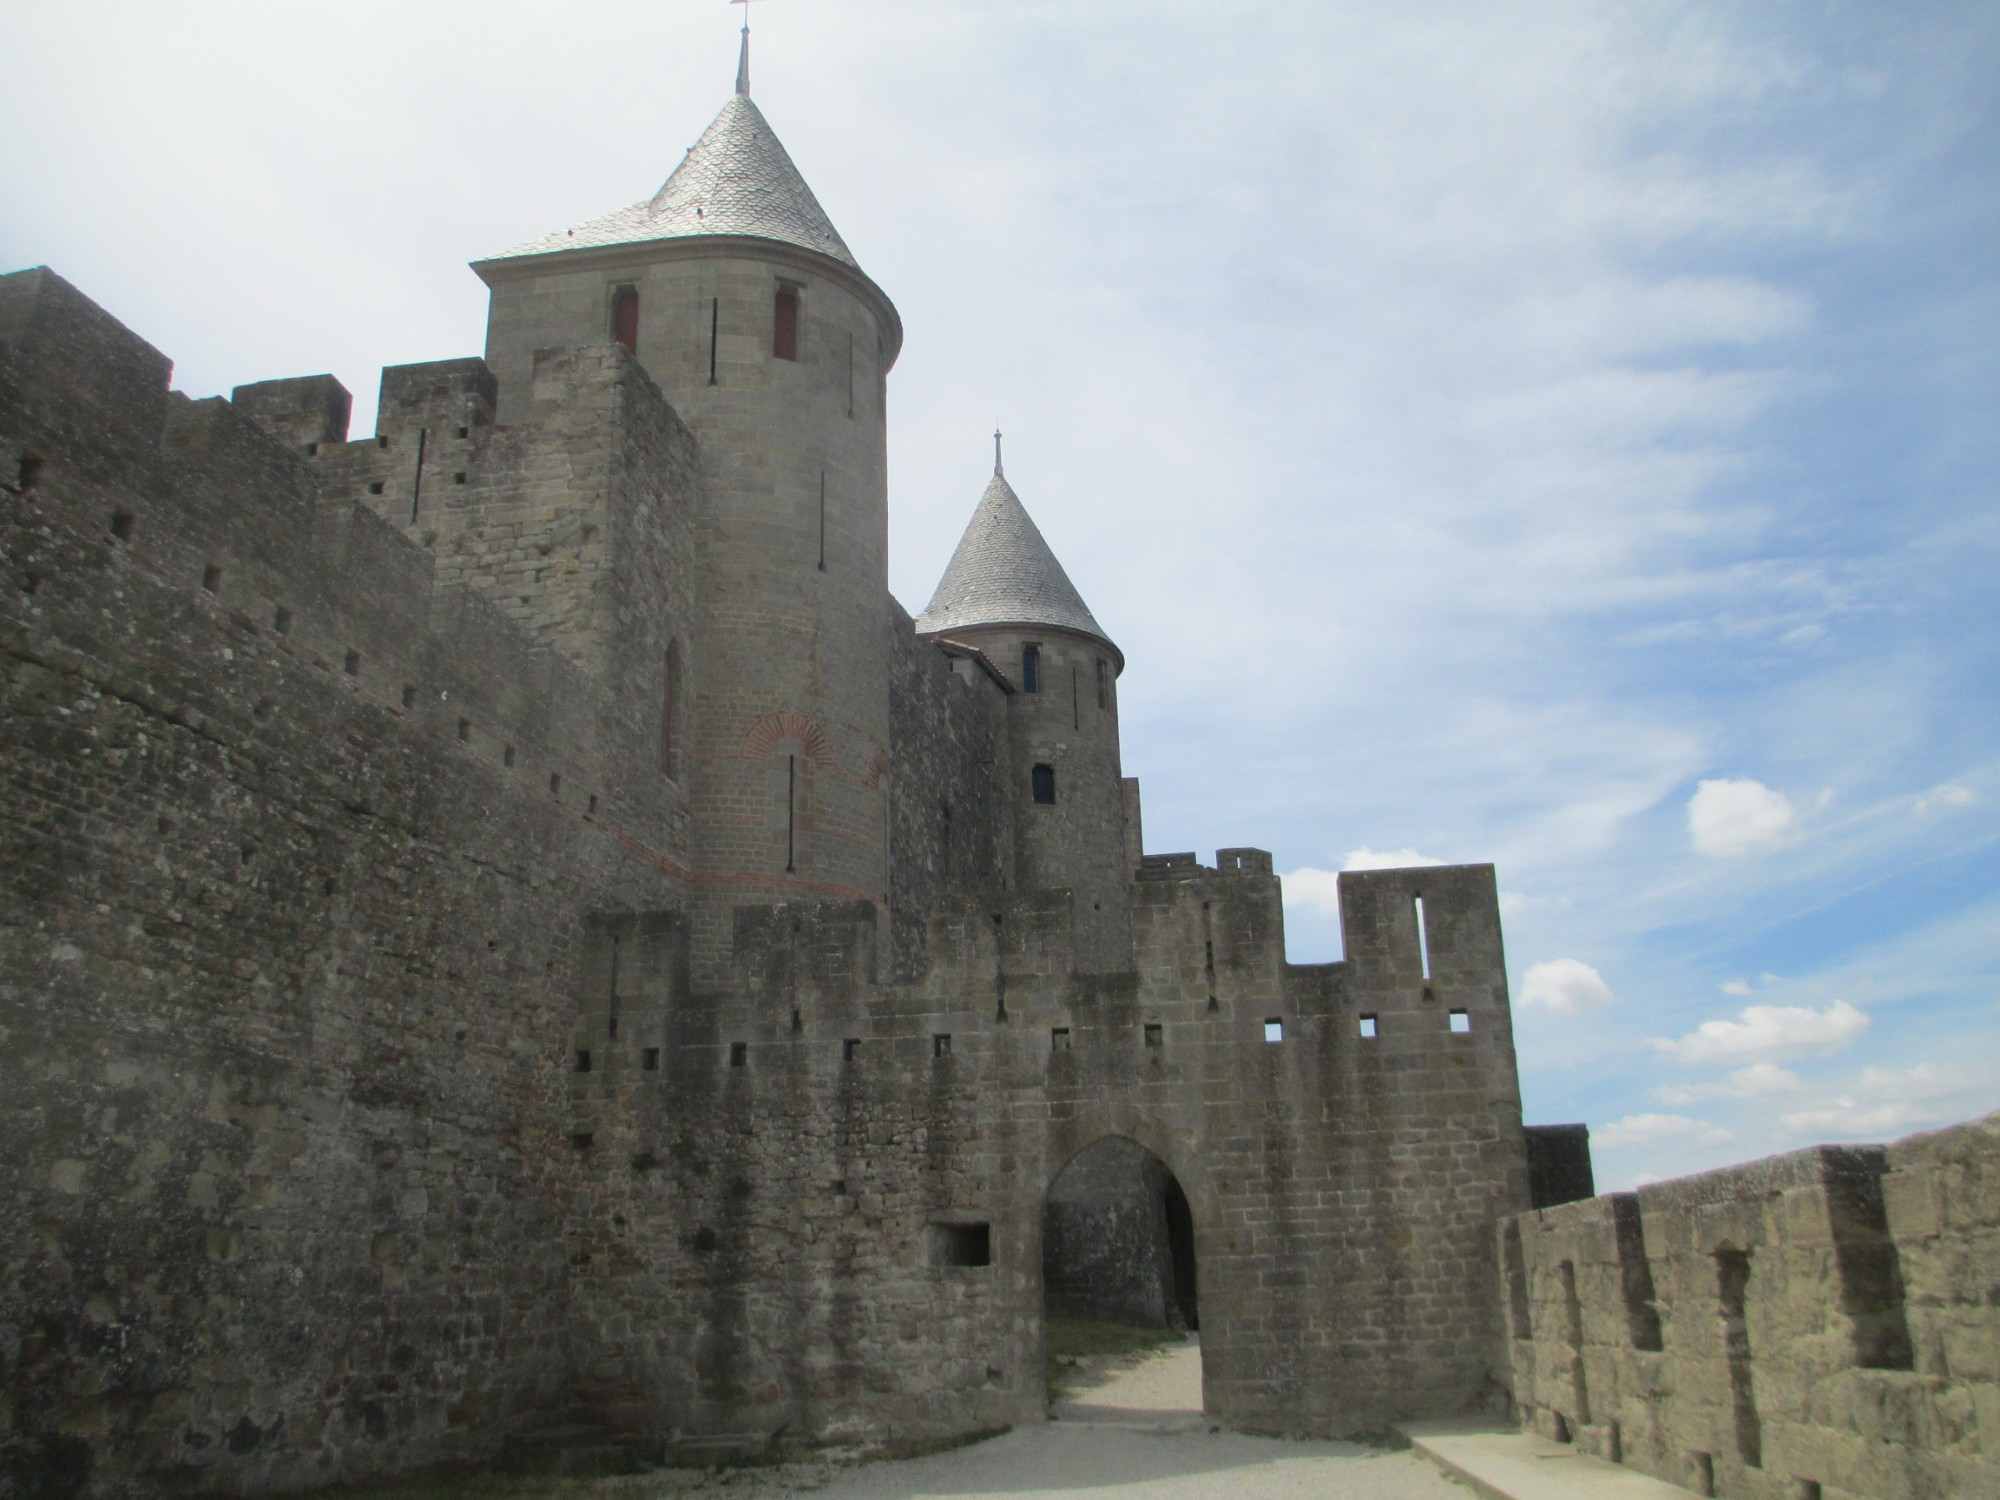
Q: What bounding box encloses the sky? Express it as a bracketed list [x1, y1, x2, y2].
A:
[5, 1, 1997, 1190]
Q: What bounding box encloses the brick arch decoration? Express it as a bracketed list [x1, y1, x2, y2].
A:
[738, 709, 835, 767]
[862, 749, 892, 789]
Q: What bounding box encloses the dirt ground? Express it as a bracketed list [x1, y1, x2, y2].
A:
[485, 1339, 1469, 1500]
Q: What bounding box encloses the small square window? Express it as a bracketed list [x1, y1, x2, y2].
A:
[1359, 1014, 1379, 1039]
[1450, 1009, 1471, 1034]
[368, 481, 385, 495]
[729, 1041, 747, 1068]
[401, 684, 417, 710]
[933, 1033, 952, 1058]
[1031, 763, 1056, 804]
[343, 649, 361, 676]
[1050, 1027, 1071, 1052]
[273, 606, 292, 635]
[201, 564, 222, 593]
[843, 1037, 860, 1061]
[1263, 1019, 1283, 1043]
[1143, 1022, 1162, 1048]
[641, 1047, 659, 1071]
[929, 1222, 991, 1268]
[574, 1049, 592, 1073]
[457, 718, 471, 742]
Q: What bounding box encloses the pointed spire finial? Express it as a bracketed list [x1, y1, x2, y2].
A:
[994, 428, 1004, 477]
[730, 0, 757, 96]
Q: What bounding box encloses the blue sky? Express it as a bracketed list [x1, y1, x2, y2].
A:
[5, 1, 1996, 1188]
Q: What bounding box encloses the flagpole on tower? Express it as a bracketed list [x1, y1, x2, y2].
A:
[730, 0, 762, 96]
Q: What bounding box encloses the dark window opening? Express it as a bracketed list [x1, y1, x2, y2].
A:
[575, 1049, 592, 1073]
[457, 719, 471, 742]
[1096, 657, 1109, 709]
[931, 1222, 991, 1268]
[549, 773, 562, 797]
[503, 745, 515, 768]
[642, 1047, 659, 1071]
[843, 1037, 860, 1061]
[368, 481, 385, 495]
[791, 1007, 803, 1034]
[401, 684, 416, 709]
[19, 453, 45, 489]
[455, 426, 468, 438]
[1022, 643, 1040, 693]
[611, 285, 639, 355]
[453, 471, 467, 485]
[933, 1033, 952, 1058]
[729, 1041, 748, 1068]
[201, 564, 221, 593]
[1031, 763, 1056, 804]
[305, 441, 319, 456]
[1612, 1195, 1664, 1350]
[274, 607, 292, 635]
[1144, 1022, 1162, 1048]
[1693, 1452, 1715, 1497]
[343, 650, 360, 676]
[110, 509, 135, 540]
[377, 435, 389, 449]
[572, 1132, 593, 1151]
[1050, 1027, 1071, 1051]
[773, 287, 800, 361]
[587, 794, 598, 817]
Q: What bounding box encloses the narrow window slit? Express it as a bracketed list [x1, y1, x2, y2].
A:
[1414, 894, 1432, 981]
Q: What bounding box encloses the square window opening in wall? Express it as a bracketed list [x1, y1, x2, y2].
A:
[201, 564, 222, 593]
[729, 1041, 748, 1068]
[1450, 1009, 1471, 1033]
[1031, 763, 1056, 804]
[401, 684, 417, 710]
[933, 1033, 952, 1058]
[574, 1049, 591, 1073]
[344, 649, 360, 676]
[571, 1132, 593, 1151]
[1050, 1027, 1071, 1052]
[1359, 1014, 1379, 1039]
[110, 509, 135, 540]
[368, 481, 385, 495]
[843, 1037, 860, 1061]
[641, 1047, 659, 1071]
[929, 1222, 991, 1268]
[1143, 1022, 1162, 1048]
[1263, 1018, 1284, 1043]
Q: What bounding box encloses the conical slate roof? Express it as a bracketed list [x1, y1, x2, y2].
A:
[485, 94, 858, 269]
[916, 471, 1118, 660]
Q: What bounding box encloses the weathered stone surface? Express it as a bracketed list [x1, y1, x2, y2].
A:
[1499, 1113, 2000, 1500]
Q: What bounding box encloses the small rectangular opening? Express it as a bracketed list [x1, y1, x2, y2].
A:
[1031, 763, 1056, 804]
[1143, 1022, 1162, 1048]
[453, 471, 467, 485]
[729, 1041, 747, 1068]
[1450, 1009, 1471, 1033]
[344, 649, 361, 676]
[1263, 1018, 1283, 1043]
[773, 286, 800, 361]
[1414, 894, 1432, 981]
[571, 1132, 593, 1151]
[549, 773, 562, 796]
[456, 426, 469, 438]
[933, 1033, 952, 1058]
[274, 606, 292, 635]
[368, 481, 385, 495]
[503, 745, 515, 767]
[843, 1037, 860, 1061]
[401, 684, 417, 709]
[19, 453, 44, 489]
[1692, 1453, 1715, 1498]
[587, 794, 598, 817]
[457, 718, 471, 741]
[1359, 1014, 1379, 1039]
[110, 509, 135, 540]
[574, 1049, 591, 1073]
[1051, 1027, 1071, 1052]
[641, 1047, 659, 1071]
[201, 564, 222, 593]
[1795, 1483, 1822, 1500]
[930, 1222, 991, 1268]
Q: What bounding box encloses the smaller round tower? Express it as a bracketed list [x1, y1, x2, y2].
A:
[916, 442, 1132, 969]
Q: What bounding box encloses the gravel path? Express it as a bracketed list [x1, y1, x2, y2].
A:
[639, 1340, 1469, 1499]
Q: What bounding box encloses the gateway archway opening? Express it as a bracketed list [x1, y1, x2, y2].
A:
[1042, 1136, 1202, 1413]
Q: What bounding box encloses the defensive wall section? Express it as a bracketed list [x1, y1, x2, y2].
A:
[0, 268, 699, 1493]
[1501, 1111, 2000, 1499]
[557, 852, 1531, 1445]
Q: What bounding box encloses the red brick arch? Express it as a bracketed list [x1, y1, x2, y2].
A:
[738, 709, 835, 767]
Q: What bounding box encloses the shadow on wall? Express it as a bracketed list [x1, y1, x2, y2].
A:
[1043, 1136, 1199, 1332]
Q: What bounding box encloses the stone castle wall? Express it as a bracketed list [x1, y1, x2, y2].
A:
[0, 268, 694, 1494]
[1500, 1112, 2000, 1499]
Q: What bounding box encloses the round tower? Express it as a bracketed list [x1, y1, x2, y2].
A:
[473, 31, 901, 978]
[916, 444, 1133, 969]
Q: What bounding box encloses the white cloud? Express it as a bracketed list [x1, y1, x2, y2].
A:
[1280, 866, 1343, 920]
[1721, 978, 1753, 996]
[1778, 1062, 2000, 1140]
[1915, 784, 1975, 815]
[1519, 958, 1614, 1016]
[1342, 847, 1447, 872]
[1649, 999, 1868, 1065]
[1595, 1113, 1733, 1150]
[1688, 776, 1800, 857]
[1652, 1063, 1803, 1106]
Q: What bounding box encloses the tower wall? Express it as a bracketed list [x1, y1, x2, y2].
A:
[480, 242, 900, 981]
[939, 624, 1132, 970]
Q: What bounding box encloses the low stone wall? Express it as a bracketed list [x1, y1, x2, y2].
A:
[1499, 1112, 1999, 1499]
